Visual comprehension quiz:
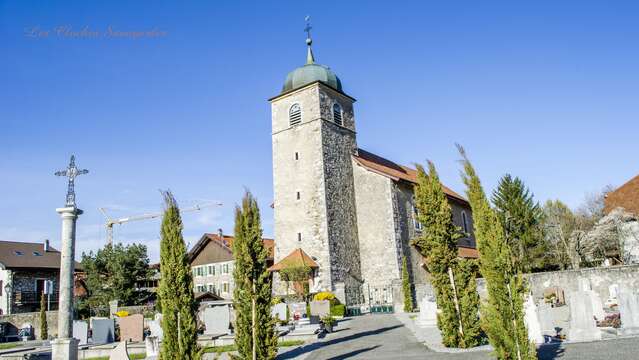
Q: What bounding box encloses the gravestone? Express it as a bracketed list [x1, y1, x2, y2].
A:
[109, 341, 129, 360]
[145, 336, 159, 359]
[567, 291, 602, 341]
[575, 277, 605, 320]
[272, 303, 288, 321]
[606, 284, 620, 307]
[118, 314, 144, 342]
[289, 302, 307, 321]
[109, 300, 119, 319]
[310, 301, 330, 317]
[417, 296, 437, 328]
[523, 295, 544, 344]
[543, 286, 565, 305]
[618, 289, 639, 335]
[91, 318, 115, 344]
[148, 313, 163, 341]
[72, 320, 88, 345]
[203, 305, 230, 335]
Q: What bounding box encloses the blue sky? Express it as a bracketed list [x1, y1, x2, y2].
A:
[1, 1, 637, 262]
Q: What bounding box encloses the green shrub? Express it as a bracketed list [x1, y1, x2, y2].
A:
[330, 304, 345, 317]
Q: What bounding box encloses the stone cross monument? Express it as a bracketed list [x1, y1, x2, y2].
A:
[51, 155, 88, 360]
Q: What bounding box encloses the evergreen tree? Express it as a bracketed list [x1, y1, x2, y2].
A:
[158, 191, 200, 360]
[492, 174, 546, 272]
[39, 292, 48, 340]
[458, 146, 536, 360]
[232, 191, 277, 360]
[401, 257, 413, 312]
[412, 161, 481, 347]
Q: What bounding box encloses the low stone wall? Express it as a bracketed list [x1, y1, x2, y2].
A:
[0, 310, 58, 340]
[476, 264, 639, 301]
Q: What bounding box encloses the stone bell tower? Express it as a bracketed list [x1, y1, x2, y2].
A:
[270, 25, 362, 302]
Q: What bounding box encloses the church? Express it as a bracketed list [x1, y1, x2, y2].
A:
[268, 31, 478, 310]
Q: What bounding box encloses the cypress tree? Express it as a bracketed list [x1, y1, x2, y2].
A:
[39, 292, 48, 340]
[232, 191, 277, 360]
[412, 161, 481, 347]
[458, 146, 536, 360]
[158, 191, 200, 360]
[492, 174, 546, 272]
[401, 257, 413, 312]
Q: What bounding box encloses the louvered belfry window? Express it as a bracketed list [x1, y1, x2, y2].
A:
[289, 103, 302, 126]
[333, 103, 343, 126]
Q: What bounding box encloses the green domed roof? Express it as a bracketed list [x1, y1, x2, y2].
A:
[281, 37, 342, 93]
[282, 63, 342, 93]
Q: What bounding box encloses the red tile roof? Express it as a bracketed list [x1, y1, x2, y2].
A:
[457, 246, 479, 259]
[268, 248, 319, 272]
[353, 149, 467, 203]
[604, 174, 639, 215]
[188, 232, 274, 264]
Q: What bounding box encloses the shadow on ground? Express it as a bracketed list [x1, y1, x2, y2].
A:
[277, 325, 402, 360]
[537, 342, 566, 360]
[326, 345, 381, 359]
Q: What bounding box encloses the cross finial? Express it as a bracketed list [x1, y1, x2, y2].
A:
[55, 155, 89, 207]
[304, 16, 315, 64]
[304, 16, 312, 42]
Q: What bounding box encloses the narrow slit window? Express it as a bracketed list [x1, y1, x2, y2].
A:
[462, 211, 469, 234]
[297, 233, 302, 242]
[296, 191, 300, 200]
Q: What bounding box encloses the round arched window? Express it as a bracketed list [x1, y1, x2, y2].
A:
[289, 103, 302, 126]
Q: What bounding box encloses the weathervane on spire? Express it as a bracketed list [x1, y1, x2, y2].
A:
[55, 155, 89, 207]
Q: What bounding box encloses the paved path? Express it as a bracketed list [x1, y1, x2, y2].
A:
[276, 314, 639, 360]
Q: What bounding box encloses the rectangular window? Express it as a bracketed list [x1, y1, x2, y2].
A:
[413, 205, 423, 231]
[192, 268, 197, 277]
[298, 233, 302, 242]
[296, 192, 300, 200]
[222, 282, 229, 293]
[208, 265, 214, 275]
[223, 264, 229, 274]
[295, 152, 299, 160]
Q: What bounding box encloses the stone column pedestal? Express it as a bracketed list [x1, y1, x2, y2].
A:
[55, 206, 82, 339]
[51, 338, 79, 360]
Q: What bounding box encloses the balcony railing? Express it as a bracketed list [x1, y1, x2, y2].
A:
[12, 291, 59, 305]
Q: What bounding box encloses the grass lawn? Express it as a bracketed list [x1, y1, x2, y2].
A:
[203, 339, 305, 354]
[0, 343, 20, 350]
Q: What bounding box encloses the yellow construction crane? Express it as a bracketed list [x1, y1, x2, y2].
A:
[99, 202, 222, 245]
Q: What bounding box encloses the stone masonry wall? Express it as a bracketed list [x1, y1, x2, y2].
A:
[353, 163, 399, 287]
[271, 83, 359, 295]
[322, 120, 361, 289]
[476, 265, 639, 302]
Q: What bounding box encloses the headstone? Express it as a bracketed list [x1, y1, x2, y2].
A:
[118, 314, 144, 342]
[92, 318, 115, 344]
[145, 336, 160, 359]
[288, 302, 307, 321]
[589, 291, 605, 321]
[523, 295, 544, 344]
[203, 305, 230, 335]
[272, 303, 288, 321]
[310, 301, 330, 317]
[72, 320, 88, 345]
[609, 284, 620, 300]
[578, 278, 592, 291]
[567, 291, 602, 341]
[148, 313, 163, 341]
[417, 296, 437, 328]
[109, 300, 119, 319]
[618, 290, 639, 335]
[109, 341, 130, 360]
[543, 287, 565, 305]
